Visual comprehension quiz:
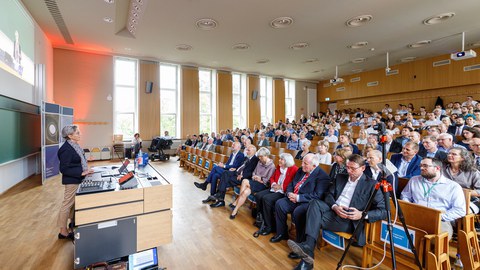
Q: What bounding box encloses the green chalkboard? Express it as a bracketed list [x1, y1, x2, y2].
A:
[0, 95, 41, 164]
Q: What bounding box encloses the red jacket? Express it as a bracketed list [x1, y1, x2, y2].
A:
[269, 165, 299, 192]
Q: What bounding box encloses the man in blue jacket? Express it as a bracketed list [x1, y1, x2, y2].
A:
[389, 141, 422, 179]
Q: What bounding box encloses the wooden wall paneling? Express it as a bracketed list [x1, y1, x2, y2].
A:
[181, 67, 199, 138]
[139, 61, 160, 139]
[273, 78, 285, 124]
[217, 72, 233, 130]
[247, 75, 261, 129]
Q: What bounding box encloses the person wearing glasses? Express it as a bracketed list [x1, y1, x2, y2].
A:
[286, 154, 387, 269]
[471, 137, 480, 170]
[401, 158, 466, 239]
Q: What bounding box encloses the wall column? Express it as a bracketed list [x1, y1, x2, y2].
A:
[181, 66, 199, 138]
[217, 71, 232, 130]
[247, 75, 260, 129]
[273, 78, 285, 124]
[139, 60, 160, 139]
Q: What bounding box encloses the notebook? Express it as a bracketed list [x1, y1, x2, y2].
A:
[101, 159, 130, 177]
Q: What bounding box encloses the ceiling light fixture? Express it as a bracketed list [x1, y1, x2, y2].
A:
[270, 17, 294, 28]
[232, 43, 250, 50]
[289, 42, 309, 50]
[125, 0, 149, 37]
[196, 18, 218, 30]
[347, 41, 369, 49]
[104, 0, 114, 3]
[103, 17, 113, 23]
[423, 12, 455, 25]
[351, 57, 366, 63]
[176, 44, 192, 51]
[346, 15, 373, 27]
[407, 40, 431, 48]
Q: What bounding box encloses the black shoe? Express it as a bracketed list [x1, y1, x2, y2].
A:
[58, 232, 74, 240]
[270, 234, 288, 243]
[293, 259, 313, 270]
[288, 252, 302, 260]
[202, 195, 217, 204]
[287, 240, 314, 264]
[194, 182, 207, 191]
[260, 227, 272, 236]
[228, 203, 236, 210]
[210, 201, 225, 208]
[229, 213, 237, 219]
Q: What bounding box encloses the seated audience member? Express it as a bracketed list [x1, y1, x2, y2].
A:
[355, 129, 368, 145]
[287, 133, 301, 150]
[196, 135, 208, 149]
[284, 130, 292, 143]
[457, 127, 480, 151]
[253, 153, 298, 237]
[365, 150, 398, 190]
[316, 140, 332, 165]
[274, 129, 286, 143]
[257, 131, 270, 147]
[472, 137, 480, 170]
[424, 112, 442, 126]
[383, 133, 394, 153]
[437, 133, 466, 153]
[393, 114, 404, 126]
[405, 113, 419, 126]
[443, 147, 480, 214]
[336, 133, 360, 155]
[194, 142, 244, 195]
[287, 154, 387, 269]
[463, 95, 478, 107]
[271, 154, 330, 244]
[365, 119, 379, 135]
[418, 135, 447, 162]
[329, 148, 352, 180]
[448, 116, 467, 136]
[362, 143, 376, 157]
[213, 133, 223, 145]
[208, 145, 259, 206]
[389, 127, 412, 153]
[229, 147, 276, 219]
[324, 128, 338, 143]
[367, 134, 382, 152]
[390, 142, 422, 179]
[382, 103, 393, 114]
[299, 131, 310, 146]
[401, 158, 466, 239]
[465, 114, 477, 128]
[131, 133, 143, 157]
[175, 134, 192, 160]
[295, 140, 312, 160]
[386, 120, 400, 135]
[201, 137, 215, 151]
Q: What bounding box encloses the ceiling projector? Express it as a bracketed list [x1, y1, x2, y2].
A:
[330, 77, 344, 84]
[451, 49, 477, 61]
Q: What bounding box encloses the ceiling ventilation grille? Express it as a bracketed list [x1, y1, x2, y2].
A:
[336, 87, 346, 92]
[44, 0, 74, 44]
[323, 83, 331, 88]
[367, 81, 379, 87]
[350, 77, 360, 82]
[386, 69, 399, 76]
[433, 59, 451, 67]
[464, 64, 480, 71]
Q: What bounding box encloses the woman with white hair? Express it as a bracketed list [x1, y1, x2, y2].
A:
[229, 147, 275, 219]
[253, 153, 298, 237]
[295, 140, 312, 160]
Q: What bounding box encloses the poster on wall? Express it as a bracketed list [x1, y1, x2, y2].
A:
[44, 145, 59, 178]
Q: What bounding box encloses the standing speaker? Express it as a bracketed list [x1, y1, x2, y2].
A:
[145, 81, 153, 93]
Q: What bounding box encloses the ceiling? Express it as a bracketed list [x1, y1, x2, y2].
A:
[21, 0, 480, 82]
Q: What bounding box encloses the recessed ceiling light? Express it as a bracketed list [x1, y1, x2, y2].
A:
[176, 44, 192, 51]
[103, 17, 113, 23]
[104, 0, 114, 3]
[270, 17, 294, 28]
[347, 41, 369, 49]
[346, 15, 373, 27]
[351, 57, 366, 63]
[407, 40, 431, 48]
[196, 18, 218, 30]
[352, 69, 364, 73]
[304, 58, 319, 63]
[401, 56, 417, 62]
[232, 43, 250, 50]
[256, 59, 269, 64]
[289, 42, 309, 50]
[423, 12, 455, 25]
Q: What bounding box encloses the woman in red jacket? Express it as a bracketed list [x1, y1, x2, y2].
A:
[253, 153, 298, 237]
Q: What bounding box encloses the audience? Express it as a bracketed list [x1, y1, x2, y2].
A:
[315, 141, 332, 165]
[295, 140, 312, 160]
[390, 141, 421, 179]
[437, 133, 466, 153]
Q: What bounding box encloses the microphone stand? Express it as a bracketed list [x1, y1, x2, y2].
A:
[336, 124, 422, 270]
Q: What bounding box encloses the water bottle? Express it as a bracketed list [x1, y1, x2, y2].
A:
[452, 253, 463, 270]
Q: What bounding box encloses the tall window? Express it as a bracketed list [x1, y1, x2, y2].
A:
[232, 73, 246, 129]
[285, 79, 296, 121]
[260, 76, 273, 125]
[199, 69, 216, 133]
[114, 57, 138, 140]
[160, 64, 179, 137]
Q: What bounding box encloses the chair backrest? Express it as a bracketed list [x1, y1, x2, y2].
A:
[318, 163, 332, 175]
[397, 177, 409, 194]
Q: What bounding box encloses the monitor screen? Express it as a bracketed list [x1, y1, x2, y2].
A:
[128, 248, 158, 270]
[118, 159, 130, 174]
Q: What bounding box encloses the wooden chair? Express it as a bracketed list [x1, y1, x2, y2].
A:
[179, 146, 192, 167]
[199, 152, 216, 179]
[397, 177, 409, 194]
[456, 188, 480, 270]
[193, 150, 207, 176]
[318, 163, 332, 175]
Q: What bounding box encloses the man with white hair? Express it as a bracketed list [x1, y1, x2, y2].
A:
[437, 133, 466, 153]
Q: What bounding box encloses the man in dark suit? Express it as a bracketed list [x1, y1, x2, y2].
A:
[194, 142, 244, 195]
[389, 127, 412, 153]
[257, 132, 270, 147]
[417, 135, 447, 162]
[274, 129, 286, 143]
[389, 142, 422, 179]
[208, 145, 260, 207]
[271, 154, 331, 244]
[287, 154, 387, 270]
[447, 117, 466, 137]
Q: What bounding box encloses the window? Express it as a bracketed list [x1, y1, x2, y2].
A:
[114, 58, 138, 140]
[260, 76, 273, 125]
[285, 79, 296, 121]
[232, 73, 246, 129]
[199, 69, 216, 133]
[160, 64, 179, 137]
